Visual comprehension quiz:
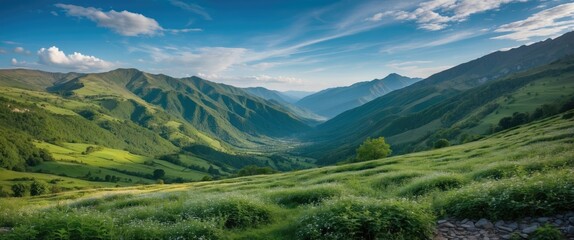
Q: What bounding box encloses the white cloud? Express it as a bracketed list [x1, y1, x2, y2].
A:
[0, 48, 6, 54]
[493, 3, 574, 41]
[13, 47, 30, 54]
[136, 45, 247, 74]
[370, 0, 525, 31]
[55, 4, 198, 36]
[197, 73, 304, 86]
[381, 30, 482, 53]
[386, 61, 451, 78]
[37, 46, 115, 71]
[11, 58, 18, 65]
[169, 0, 211, 20]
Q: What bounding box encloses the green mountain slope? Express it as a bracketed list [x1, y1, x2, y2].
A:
[48, 69, 311, 145]
[304, 31, 574, 164]
[2, 110, 573, 239]
[0, 69, 82, 91]
[296, 73, 421, 118]
[243, 87, 327, 124]
[244, 87, 298, 104]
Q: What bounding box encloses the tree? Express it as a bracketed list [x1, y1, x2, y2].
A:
[11, 183, 28, 197]
[434, 139, 450, 149]
[356, 137, 391, 162]
[153, 169, 165, 179]
[30, 181, 48, 196]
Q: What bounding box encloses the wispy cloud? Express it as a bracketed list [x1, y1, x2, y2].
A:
[55, 4, 200, 36]
[133, 45, 247, 74]
[169, 0, 211, 20]
[493, 2, 574, 41]
[381, 30, 483, 53]
[386, 60, 451, 78]
[37, 46, 115, 71]
[13, 47, 31, 55]
[370, 0, 526, 31]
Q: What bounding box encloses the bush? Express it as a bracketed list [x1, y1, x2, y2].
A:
[296, 197, 434, 240]
[372, 171, 425, 189]
[11, 183, 28, 197]
[3, 210, 114, 240]
[530, 224, 564, 240]
[432, 171, 574, 220]
[237, 165, 277, 177]
[398, 173, 466, 197]
[183, 196, 273, 229]
[118, 219, 222, 240]
[433, 139, 450, 149]
[356, 137, 392, 162]
[30, 181, 48, 196]
[267, 185, 341, 207]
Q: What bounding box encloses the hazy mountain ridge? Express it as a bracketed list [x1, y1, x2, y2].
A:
[302, 31, 574, 164]
[296, 73, 422, 118]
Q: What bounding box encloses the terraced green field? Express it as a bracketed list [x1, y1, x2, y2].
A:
[1, 111, 572, 239]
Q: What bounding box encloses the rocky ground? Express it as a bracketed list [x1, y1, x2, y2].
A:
[435, 212, 574, 239]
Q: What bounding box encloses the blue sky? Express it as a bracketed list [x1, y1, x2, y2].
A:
[1, 0, 573, 91]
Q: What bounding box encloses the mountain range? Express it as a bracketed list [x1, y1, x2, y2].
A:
[1, 31, 573, 183]
[295, 73, 422, 118]
[302, 31, 574, 164]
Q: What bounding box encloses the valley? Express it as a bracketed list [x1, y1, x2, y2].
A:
[2, 1, 574, 238]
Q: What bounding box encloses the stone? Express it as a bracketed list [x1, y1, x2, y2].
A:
[555, 219, 563, 225]
[501, 234, 512, 240]
[444, 222, 455, 228]
[567, 226, 574, 235]
[495, 220, 505, 227]
[518, 233, 528, 238]
[569, 217, 574, 223]
[537, 217, 549, 223]
[476, 218, 494, 229]
[522, 225, 538, 234]
[438, 219, 448, 224]
[461, 218, 469, 224]
[497, 226, 514, 232]
[0, 227, 11, 233]
[506, 222, 518, 231]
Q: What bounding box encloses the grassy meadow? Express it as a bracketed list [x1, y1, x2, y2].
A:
[1, 111, 573, 239]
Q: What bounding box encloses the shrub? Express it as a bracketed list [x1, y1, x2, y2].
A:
[530, 224, 564, 240]
[118, 219, 222, 240]
[296, 197, 434, 240]
[356, 137, 391, 162]
[432, 171, 574, 220]
[11, 183, 28, 197]
[30, 181, 48, 196]
[183, 196, 273, 229]
[267, 185, 341, 207]
[3, 210, 114, 240]
[372, 171, 425, 189]
[434, 139, 450, 149]
[398, 173, 466, 197]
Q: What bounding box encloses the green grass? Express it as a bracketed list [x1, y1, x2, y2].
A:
[1, 112, 573, 239]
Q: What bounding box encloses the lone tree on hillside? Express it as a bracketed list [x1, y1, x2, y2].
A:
[153, 169, 165, 179]
[356, 137, 391, 162]
[434, 139, 450, 149]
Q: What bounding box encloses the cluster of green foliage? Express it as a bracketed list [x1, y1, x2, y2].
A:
[398, 173, 466, 197]
[433, 171, 574, 220]
[237, 165, 277, 177]
[296, 197, 434, 240]
[10, 181, 48, 197]
[530, 224, 565, 240]
[267, 185, 341, 207]
[497, 96, 574, 132]
[355, 137, 391, 162]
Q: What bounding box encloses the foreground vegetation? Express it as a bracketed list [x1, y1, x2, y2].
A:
[1, 111, 573, 239]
